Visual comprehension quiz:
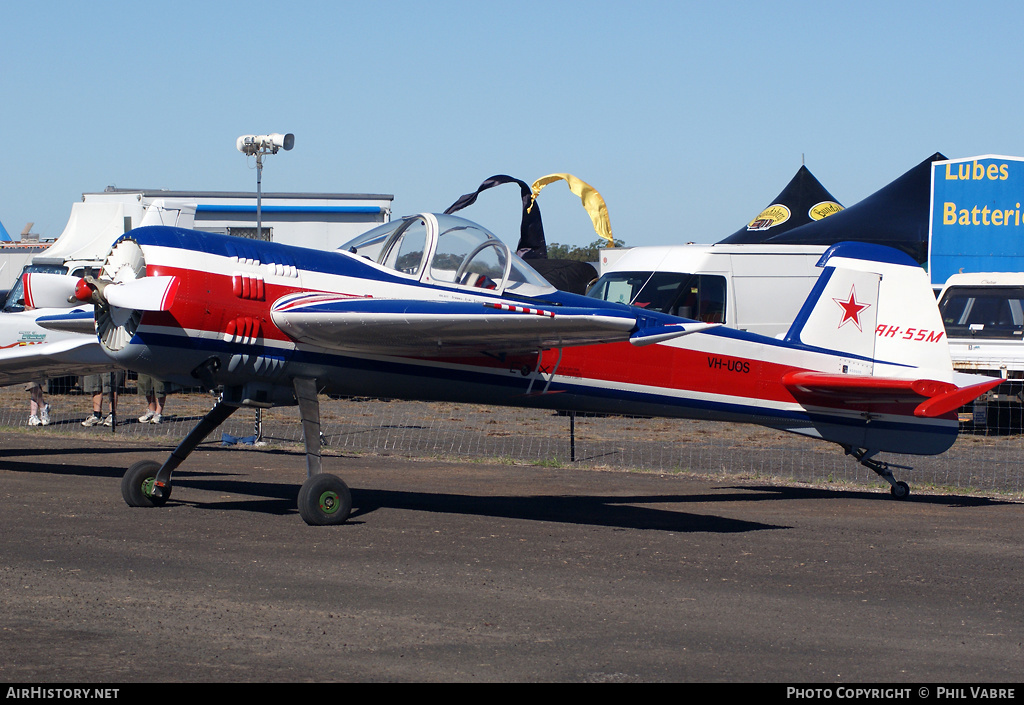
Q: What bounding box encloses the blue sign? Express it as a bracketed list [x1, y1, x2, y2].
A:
[930, 155, 1024, 285]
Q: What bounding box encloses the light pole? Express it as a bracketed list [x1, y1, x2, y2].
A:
[235, 133, 293, 441]
[236, 133, 294, 240]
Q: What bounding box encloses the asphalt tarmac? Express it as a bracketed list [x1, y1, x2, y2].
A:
[1, 429, 1021, 684]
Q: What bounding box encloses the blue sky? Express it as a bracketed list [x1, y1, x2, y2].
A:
[4, 1, 1024, 248]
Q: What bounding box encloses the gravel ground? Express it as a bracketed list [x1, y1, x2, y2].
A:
[0, 429, 1021, 683]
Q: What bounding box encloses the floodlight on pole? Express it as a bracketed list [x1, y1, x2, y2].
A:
[236, 133, 295, 240]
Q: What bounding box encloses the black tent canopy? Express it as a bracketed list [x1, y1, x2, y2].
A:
[721, 153, 948, 265]
[718, 165, 844, 244]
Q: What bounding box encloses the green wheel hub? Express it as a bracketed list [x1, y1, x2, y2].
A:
[298, 473, 353, 526]
[319, 490, 341, 514]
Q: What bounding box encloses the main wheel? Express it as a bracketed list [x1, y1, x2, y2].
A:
[122, 460, 171, 507]
[297, 473, 352, 526]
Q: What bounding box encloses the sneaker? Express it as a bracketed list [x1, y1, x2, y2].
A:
[150, 413, 162, 424]
[82, 414, 103, 427]
[139, 410, 155, 423]
[102, 414, 114, 427]
[41, 404, 50, 426]
[28, 415, 41, 427]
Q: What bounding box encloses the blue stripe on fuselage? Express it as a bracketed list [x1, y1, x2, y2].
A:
[131, 326, 954, 447]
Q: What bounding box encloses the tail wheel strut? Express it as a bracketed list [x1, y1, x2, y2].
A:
[845, 447, 912, 499]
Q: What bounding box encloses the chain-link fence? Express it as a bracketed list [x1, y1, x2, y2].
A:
[4, 382, 1023, 499]
[955, 380, 1024, 437]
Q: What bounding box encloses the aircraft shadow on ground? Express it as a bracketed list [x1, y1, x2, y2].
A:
[107, 479, 1015, 533]
[165, 480, 790, 533]
[4, 438, 1009, 532]
[4, 447, 779, 532]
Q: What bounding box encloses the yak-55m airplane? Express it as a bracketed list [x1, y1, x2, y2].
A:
[31, 211, 1000, 525]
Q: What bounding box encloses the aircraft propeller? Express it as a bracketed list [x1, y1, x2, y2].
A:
[23, 272, 178, 313]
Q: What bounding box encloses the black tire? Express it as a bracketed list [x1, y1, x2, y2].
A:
[121, 460, 170, 507]
[890, 481, 911, 500]
[297, 473, 352, 526]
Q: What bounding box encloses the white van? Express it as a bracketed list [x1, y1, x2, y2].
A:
[588, 244, 828, 338]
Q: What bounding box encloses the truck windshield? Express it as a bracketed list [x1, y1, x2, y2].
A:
[587, 271, 726, 322]
[939, 286, 1024, 339]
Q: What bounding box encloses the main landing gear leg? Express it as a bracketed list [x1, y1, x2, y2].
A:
[845, 447, 912, 499]
[294, 377, 352, 526]
[121, 399, 239, 508]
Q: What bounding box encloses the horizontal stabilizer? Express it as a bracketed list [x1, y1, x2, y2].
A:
[271, 294, 638, 355]
[913, 377, 1004, 418]
[782, 370, 1003, 417]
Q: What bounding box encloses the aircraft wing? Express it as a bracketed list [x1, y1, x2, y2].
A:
[0, 336, 117, 387]
[271, 294, 714, 356]
[782, 371, 1003, 418]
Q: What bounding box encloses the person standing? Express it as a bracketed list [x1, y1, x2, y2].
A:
[27, 380, 50, 427]
[137, 374, 168, 424]
[81, 372, 124, 427]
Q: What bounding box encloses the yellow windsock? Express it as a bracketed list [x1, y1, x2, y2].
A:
[529, 173, 614, 245]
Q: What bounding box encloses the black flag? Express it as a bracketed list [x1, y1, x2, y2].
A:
[444, 175, 547, 259]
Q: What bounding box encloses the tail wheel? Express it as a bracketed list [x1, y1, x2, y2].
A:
[890, 481, 911, 500]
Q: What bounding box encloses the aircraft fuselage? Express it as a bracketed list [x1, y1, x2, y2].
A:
[101, 227, 959, 457]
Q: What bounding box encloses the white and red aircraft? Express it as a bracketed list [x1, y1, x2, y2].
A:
[33, 212, 1000, 525]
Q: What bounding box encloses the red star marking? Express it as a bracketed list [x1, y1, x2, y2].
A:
[833, 286, 870, 331]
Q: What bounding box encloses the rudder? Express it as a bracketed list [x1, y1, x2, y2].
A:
[784, 242, 952, 380]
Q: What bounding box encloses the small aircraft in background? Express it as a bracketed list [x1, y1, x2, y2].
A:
[0, 293, 112, 389]
[0, 310, 111, 387]
[0, 218, 103, 386]
[31, 184, 1000, 525]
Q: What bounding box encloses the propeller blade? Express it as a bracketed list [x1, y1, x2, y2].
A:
[22, 272, 83, 309]
[104, 276, 179, 312]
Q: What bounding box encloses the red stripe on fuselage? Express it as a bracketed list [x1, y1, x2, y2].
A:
[140, 264, 298, 343]
[546, 342, 796, 403]
[540, 343, 929, 417]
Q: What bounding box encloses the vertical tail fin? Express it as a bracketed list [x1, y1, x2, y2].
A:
[784, 242, 952, 379]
